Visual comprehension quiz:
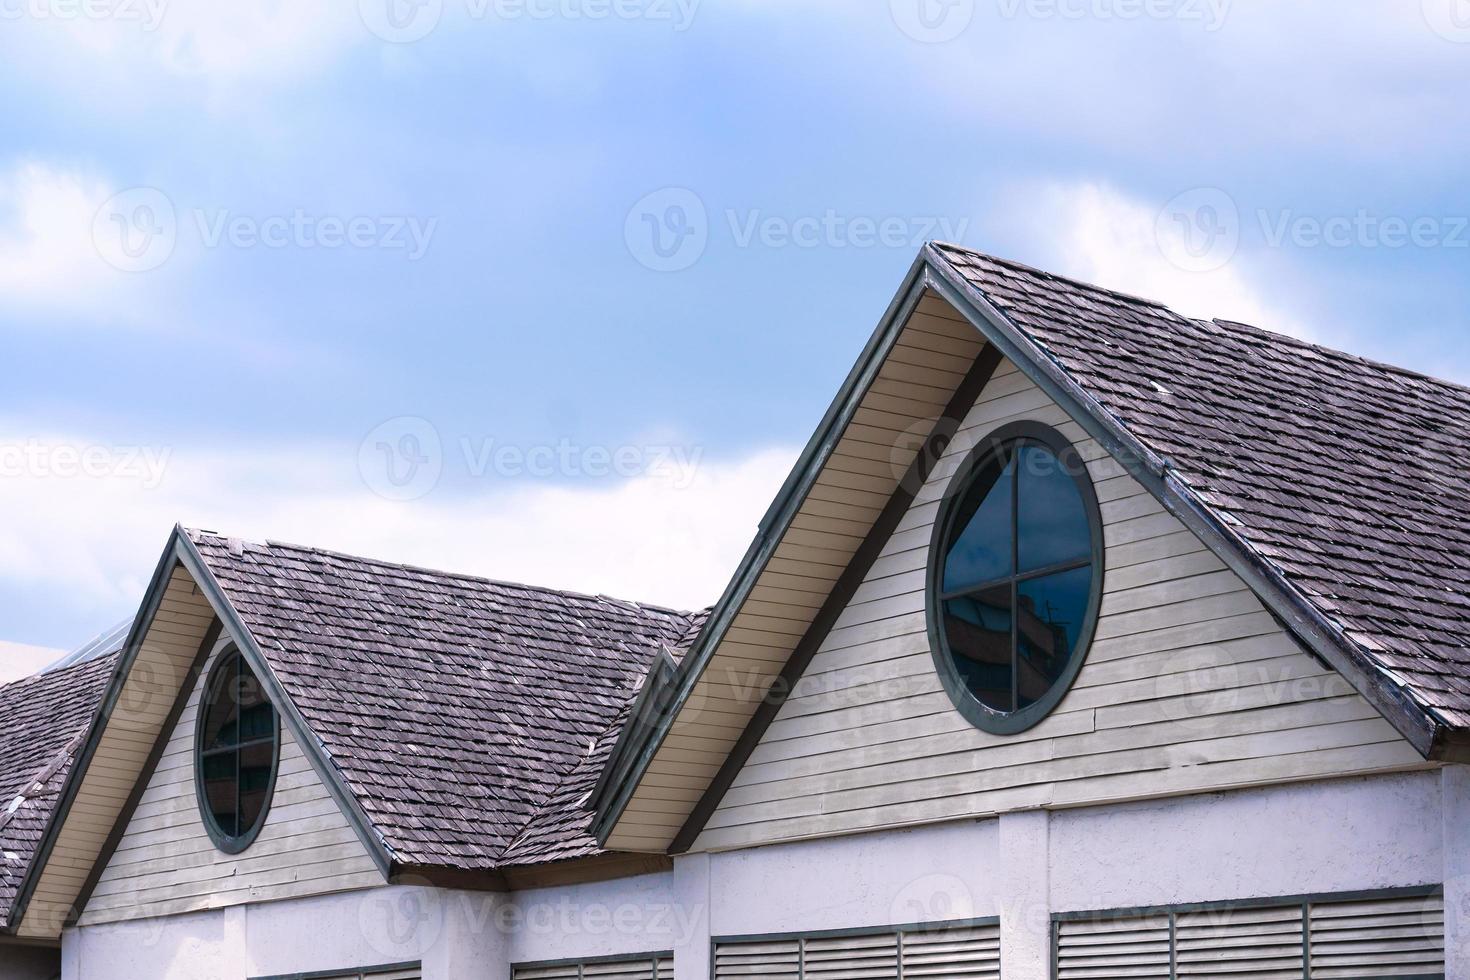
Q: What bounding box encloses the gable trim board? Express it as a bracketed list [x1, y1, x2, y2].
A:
[664, 344, 1005, 854]
[6, 528, 391, 940]
[65, 616, 223, 928]
[588, 250, 952, 844]
[592, 244, 1463, 854]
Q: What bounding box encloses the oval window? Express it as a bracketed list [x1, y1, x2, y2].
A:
[927, 421, 1103, 734]
[195, 646, 279, 853]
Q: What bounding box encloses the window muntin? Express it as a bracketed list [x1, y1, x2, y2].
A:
[196, 645, 279, 853]
[929, 421, 1102, 734]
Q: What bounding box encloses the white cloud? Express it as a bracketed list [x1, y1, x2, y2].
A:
[0, 161, 186, 324]
[1003, 179, 1312, 339]
[0, 427, 797, 647]
[0, 641, 64, 685]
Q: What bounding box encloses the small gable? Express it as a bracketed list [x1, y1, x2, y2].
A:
[78, 631, 382, 925]
[693, 353, 1427, 851]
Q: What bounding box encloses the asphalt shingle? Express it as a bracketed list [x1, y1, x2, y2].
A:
[188, 531, 706, 870]
[934, 242, 1470, 732]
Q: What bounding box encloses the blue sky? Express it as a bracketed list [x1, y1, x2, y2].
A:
[1, 0, 1467, 667]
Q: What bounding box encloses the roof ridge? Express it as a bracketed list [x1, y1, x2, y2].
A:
[935, 242, 1470, 401]
[1204, 316, 1470, 401]
[930, 241, 1174, 311]
[0, 649, 115, 697]
[186, 528, 700, 620]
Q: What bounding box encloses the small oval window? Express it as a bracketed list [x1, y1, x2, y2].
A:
[195, 646, 279, 853]
[928, 421, 1103, 734]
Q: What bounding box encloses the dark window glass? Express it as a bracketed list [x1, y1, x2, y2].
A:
[943, 456, 1014, 592]
[1016, 565, 1092, 709]
[197, 649, 277, 851]
[1016, 444, 1092, 573]
[934, 431, 1099, 729]
[942, 584, 1012, 712]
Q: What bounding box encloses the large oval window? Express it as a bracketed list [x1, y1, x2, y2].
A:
[195, 646, 279, 853]
[928, 421, 1103, 734]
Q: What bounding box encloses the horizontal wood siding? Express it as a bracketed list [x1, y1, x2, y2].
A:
[693, 347, 1425, 851]
[77, 637, 382, 925]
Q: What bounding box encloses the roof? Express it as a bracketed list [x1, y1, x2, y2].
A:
[186, 530, 706, 871]
[0, 655, 116, 928]
[930, 243, 1470, 732]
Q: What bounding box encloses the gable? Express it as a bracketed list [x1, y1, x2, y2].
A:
[9, 534, 390, 940]
[692, 356, 1428, 850]
[76, 630, 382, 925]
[595, 250, 1453, 854]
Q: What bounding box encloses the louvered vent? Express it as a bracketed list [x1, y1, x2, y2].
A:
[803, 932, 898, 979]
[713, 938, 801, 980]
[514, 955, 672, 980]
[1056, 914, 1171, 980]
[1176, 904, 1304, 979]
[1056, 891, 1443, 980]
[714, 921, 1000, 980]
[903, 923, 1001, 979]
[1308, 894, 1445, 978]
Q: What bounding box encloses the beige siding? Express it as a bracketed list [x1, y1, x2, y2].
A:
[606, 293, 985, 851]
[17, 566, 213, 939]
[692, 357, 1427, 851]
[77, 636, 382, 925]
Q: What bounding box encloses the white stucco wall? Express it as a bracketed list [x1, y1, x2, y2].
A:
[61, 769, 1457, 980]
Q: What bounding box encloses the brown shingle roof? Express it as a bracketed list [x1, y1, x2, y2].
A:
[0, 655, 115, 928]
[187, 530, 705, 870]
[933, 242, 1470, 732]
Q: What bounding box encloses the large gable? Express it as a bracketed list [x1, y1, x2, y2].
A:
[593, 243, 1470, 853]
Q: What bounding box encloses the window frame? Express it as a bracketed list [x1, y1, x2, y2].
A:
[194, 643, 281, 854]
[926, 419, 1105, 735]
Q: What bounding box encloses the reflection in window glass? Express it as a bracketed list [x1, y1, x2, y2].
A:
[198, 649, 278, 850]
[943, 457, 1014, 592]
[943, 584, 1012, 712]
[1016, 566, 1092, 709]
[932, 429, 1099, 730]
[1016, 445, 1091, 573]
